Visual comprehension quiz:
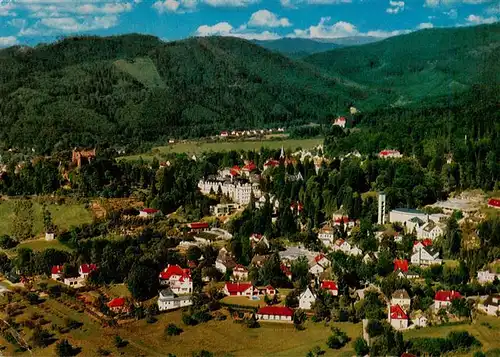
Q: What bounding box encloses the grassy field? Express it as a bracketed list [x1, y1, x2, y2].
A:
[7, 239, 73, 256]
[0, 198, 93, 237]
[121, 137, 324, 161]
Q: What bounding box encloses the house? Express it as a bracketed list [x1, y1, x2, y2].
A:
[157, 287, 193, 311]
[480, 294, 500, 316]
[210, 203, 239, 216]
[488, 198, 500, 209]
[394, 259, 409, 273]
[411, 245, 442, 266]
[320, 280, 338, 296]
[290, 202, 304, 215]
[51, 265, 64, 280]
[332, 239, 351, 253]
[187, 222, 209, 232]
[63, 276, 85, 288]
[379, 149, 402, 159]
[412, 310, 428, 327]
[333, 116, 346, 128]
[309, 263, 326, 276]
[391, 289, 411, 310]
[333, 216, 355, 229]
[139, 208, 161, 218]
[216, 248, 237, 273]
[45, 232, 55, 241]
[79, 264, 97, 279]
[263, 159, 280, 171]
[258, 285, 276, 296]
[220, 131, 229, 137]
[318, 225, 335, 247]
[107, 297, 130, 314]
[405, 217, 426, 234]
[250, 234, 269, 249]
[233, 264, 249, 280]
[159, 265, 192, 294]
[349, 246, 363, 256]
[314, 254, 331, 268]
[299, 287, 317, 310]
[418, 220, 444, 240]
[223, 282, 255, 296]
[477, 269, 500, 284]
[388, 304, 408, 330]
[242, 162, 257, 176]
[397, 269, 420, 280]
[280, 264, 292, 280]
[434, 290, 462, 310]
[413, 239, 433, 251]
[256, 306, 294, 323]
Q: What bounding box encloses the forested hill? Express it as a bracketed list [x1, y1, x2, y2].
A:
[0, 35, 363, 153]
[304, 23, 500, 107]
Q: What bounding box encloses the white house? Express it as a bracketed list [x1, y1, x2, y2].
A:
[434, 290, 462, 310]
[45, 232, 55, 241]
[388, 304, 408, 330]
[349, 246, 363, 256]
[51, 265, 64, 280]
[216, 247, 237, 273]
[318, 225, 335, 247]
[411, 245, 442, 267]
[333, 116, 346, 128]
[379, 150, 402, 159]
[480, 294, 500, 316]
[250, 234, 269, 249]
[412, 311, 428, 327]
[309, 254, 331, 276]
[63, 277, 85, 288]
[391, 289, 411, 310]
[418, 220, 444, 240]
[299, 287, 317, 310]
[79, 264, 97, 279]
[314, 254, 331, 268]
[223, 282, 255, 296]
[256, 306, 293, 323]
[157, 288, 193, 311]
[139, 208, 161, 218]
[232, 264, 249, 281]
[309, 263, 325, 276]
[332, 239, 351, 253]
[477, 270, 500, 284]
[320, 280, 339, 296]
[159, 265, 193, 294]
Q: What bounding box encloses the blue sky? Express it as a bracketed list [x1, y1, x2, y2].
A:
[0, 0, 498, 47]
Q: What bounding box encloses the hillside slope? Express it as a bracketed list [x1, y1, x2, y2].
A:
[0, 35, 365, 153]
[253, 38, 342, 58]
[304, 23, 500, 106]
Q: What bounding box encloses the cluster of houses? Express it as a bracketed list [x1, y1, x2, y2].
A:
[219, 128, 285, 138]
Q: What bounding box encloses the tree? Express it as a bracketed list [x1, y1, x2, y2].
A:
[127, 264, 159, 301]
[42, 205, 55, 233]
[12, 200, 34, 241]
[353, 337, 369, 356]
[165, 323, 183, 336]
[293, 309, 307, 329]
[30, 326, 51, 347]
[56, 339, 77, 357]
[326, 327, 350, 349]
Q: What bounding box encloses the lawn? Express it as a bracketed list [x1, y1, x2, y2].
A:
[10, 239, 73, 255]
[0, 198, 93, 237]
[121, 137, 324, 161]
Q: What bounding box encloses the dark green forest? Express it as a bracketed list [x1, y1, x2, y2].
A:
[0, 23, 498, 153]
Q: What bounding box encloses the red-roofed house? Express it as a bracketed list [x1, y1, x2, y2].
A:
[318, 225, 335, 247]
[314, 254, 331, 268]
[280, 264, 292, 281]
[139, 208, 161, 218]
[263, 159, 280, 171]
[320, 280, 338, 296]
[333, 216, 355, 228]
[332, 239, 352, 254]
[230, 165, 241, 177]
[107, 297, 130, 314]
[258, 285, 276, 296]
[434, 290, 462, 310]
[379, 149, 402, 159]
[232, 264, 249, 281]
[394, 259, 409, 273]
[223, 282, 256, 297]
[333, 117, 346, 128]
[187, 221, 209, 232]
[309, 254, 331, 276]
[242, 161, 257, 174]
[79, 264, 97, 278]
[159, 265, 193, 294]
[256, 306, 294, 322]
[388, 304, 408, 330]
[413, 239, 433, 251]
[290, 202, 304, 215]
[51, 265, 64, 280]
[220, 131, 229, 137]
[488, 198, 500, 209]
[250, 233, 269, 249]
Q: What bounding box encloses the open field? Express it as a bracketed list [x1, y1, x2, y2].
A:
[6, 239, 73, 257]
[121, 137, 324, 161]
[0, 198, 93, 237]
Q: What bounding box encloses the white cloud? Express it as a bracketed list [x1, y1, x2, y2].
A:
[386, 0, 404, 14]
[8, 19, 27, 29]
[202, 0, 260, 7]
[485, 4, 499, 14]
[365, 29, 411, 37]
[0, 36, 18, 47]
[0, 3, 17, 17]
[425, 0, 493, 7]
[152, 0, 197, 13]
[443, 8, 458, 18]
[465, 14, 498, 24]
[248, 10, 291, 28]
[281, 0, 351, 8]
[195, 21, 280, 40]
[417, 22, 434, 29]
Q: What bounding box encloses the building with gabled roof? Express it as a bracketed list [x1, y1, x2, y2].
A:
[411, 245, 441, 267]
[232, 264, 249, 281]
[320, 280, 338, 296]
[79, 264, 97, 278]
[159, 265, 192, 294]
[139, 208, 161, 218]
[299, 286, 317, 310]
[418, 220, 444, 240]
[256, 306, 294, 322]
[157, 287, 193, 311]
[51, 265, 64, 280]
[107, 297, 130, 314]
[394, 259, 409, 273]
[223, 282, 255, 297]
[488, 198, 500, 209]
[434, 290, 462, 310]
[388, 304, 408, 330]
[391, 289, 411, 309]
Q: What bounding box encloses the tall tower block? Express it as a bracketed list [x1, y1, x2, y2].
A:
[378, 192, 386, 225]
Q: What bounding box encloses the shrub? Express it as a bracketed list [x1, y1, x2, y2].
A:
[165, 323, 183, 336]
[114, 336, 128, 348]
[353, 337, 369, 356]
[55, 339, 77, 357]
[326, 327, 350, 349]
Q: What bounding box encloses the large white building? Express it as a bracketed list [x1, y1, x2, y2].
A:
[299, 287, 317, 310]
[157, 288, 193, 311]
[198, 178, 261, 205]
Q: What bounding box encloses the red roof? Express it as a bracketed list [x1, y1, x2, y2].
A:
[334, 216, 350, 224]
[321, 280, 338, 291]
[435, 290, 462, 302]
[220, 131, 228, 135]
[107, 297, 126, 308]
[280, 264, 292, 276]
[264, 159, 280, 167]
[290, 202, 304, 211]
[230, 165, 241, 176]
[394, 259, 409, 273]
[390, 304, 408, 320]
[243, 162, 257, 171]
[414, 239, 433, 247]
[141, 208, 159, 214]
[488, 198, 500, 208]
[225, 282, 254, 294]
[51, 265, 63, 274]
[188, 222, 209, 229]
[315, 253, 327, 263]
[336, 117, 346, 122]
[159, 265, 191, 281]
[257, 306, 294, 317]
[335, 239, 346, 246]
[379, 149, 400, 156]
[80, 264, 97, 274]
[233, 264, 248, 272]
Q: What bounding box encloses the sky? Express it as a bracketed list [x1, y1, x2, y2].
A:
[0, 0, 498, 47]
